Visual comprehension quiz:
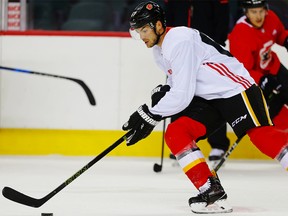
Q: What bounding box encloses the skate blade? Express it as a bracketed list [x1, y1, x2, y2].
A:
[190, 199, 233, 214]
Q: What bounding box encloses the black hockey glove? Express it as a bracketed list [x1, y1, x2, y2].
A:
[122, 104, 162, 146]
[151, 84, 171, 107]
[259, 74, 282, 103]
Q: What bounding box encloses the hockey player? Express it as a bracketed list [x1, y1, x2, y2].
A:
[123, 1, 288, 214]
[229, 0, 288, 131]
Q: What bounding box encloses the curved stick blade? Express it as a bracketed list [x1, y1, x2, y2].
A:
[2, 187, 45, 208]
[153, 163, 162, 173]
[69, 78, 96, 106]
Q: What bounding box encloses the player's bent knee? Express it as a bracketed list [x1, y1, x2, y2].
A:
[165, 116, 206, 155]
[248, 126, 287, 158]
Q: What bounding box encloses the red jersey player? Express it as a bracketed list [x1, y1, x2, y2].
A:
[229, 0, 288, 130]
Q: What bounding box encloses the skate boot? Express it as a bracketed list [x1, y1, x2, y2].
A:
[169, 153, 179, 167]
[169, 152, 176, 160]
[208, 148, 225, 169]
[189, 176, 232, 214]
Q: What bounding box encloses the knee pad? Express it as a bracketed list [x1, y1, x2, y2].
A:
[165, 116, 206, 155]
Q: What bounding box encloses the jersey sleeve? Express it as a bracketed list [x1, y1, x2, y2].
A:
[269, 10, 288, 46]
[150, 39, 201, 117]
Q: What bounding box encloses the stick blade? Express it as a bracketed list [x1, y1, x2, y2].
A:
[153, 163, 162, 173]
[70, 79, 96, 106]
[2, 186, 44, 208]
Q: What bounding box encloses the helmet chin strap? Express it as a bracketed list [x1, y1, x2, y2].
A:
[148, 22, 166, 46]
[154, 28, 165, 46]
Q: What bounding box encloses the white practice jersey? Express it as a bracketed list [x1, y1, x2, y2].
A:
[150, 27, 256, 117]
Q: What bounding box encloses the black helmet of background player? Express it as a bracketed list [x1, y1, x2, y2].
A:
[242, 0, 268, 12]
[129, 1, 166, 44]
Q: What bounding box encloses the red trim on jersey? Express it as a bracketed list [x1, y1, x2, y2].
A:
[206, 63, 252, 89]
[166, 27, 173, 32]
[219, 63, 252, 88]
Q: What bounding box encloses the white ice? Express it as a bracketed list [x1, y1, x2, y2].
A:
[0, 156, 287, 216]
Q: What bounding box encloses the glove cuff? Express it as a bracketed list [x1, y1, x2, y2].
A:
[137, 105, 161, 126]
[151, 85, 163, 96]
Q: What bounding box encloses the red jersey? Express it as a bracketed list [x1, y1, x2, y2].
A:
[228, 10, 288, 84]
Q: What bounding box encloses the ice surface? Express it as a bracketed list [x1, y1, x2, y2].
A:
[0, 156, 287, 216]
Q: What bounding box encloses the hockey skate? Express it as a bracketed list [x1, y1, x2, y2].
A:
[169, 153, 180, 167]
[189, 176, 232, 214]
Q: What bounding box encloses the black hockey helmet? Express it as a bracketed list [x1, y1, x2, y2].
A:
[242, 0, 268, 9]
[129, 1, 166, 30]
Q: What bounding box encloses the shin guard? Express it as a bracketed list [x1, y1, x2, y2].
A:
[165, 117, 212, 188]
[176, 147, 214, 188]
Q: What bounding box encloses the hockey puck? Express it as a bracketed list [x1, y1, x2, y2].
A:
[41, 213, 53, 216]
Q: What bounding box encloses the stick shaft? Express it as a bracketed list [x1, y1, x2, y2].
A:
[2, 132, 131, 207]
[0, 66, 96, 106]
[160, 119, 166, 165]
[213, 136, 243, 172]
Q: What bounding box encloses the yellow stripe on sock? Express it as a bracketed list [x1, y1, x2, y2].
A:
[182, 158, 206, 173]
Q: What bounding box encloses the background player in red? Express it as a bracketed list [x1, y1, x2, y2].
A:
[229, 0, 288, 131]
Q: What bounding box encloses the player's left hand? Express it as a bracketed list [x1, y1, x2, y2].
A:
[122, 104, 162, 145]
[259, 74, 282, 101]
[151, 84, 170, 107]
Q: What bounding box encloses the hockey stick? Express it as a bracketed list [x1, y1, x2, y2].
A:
[0, 66, 96, 106]
[153, 118, 166, 172]
[213, 135, 244, 172]
[2, 131, 132, 208]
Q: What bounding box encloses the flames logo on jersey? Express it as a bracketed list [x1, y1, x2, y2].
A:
[146, 3, 153, 10]
[259, 40, 273, 69]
